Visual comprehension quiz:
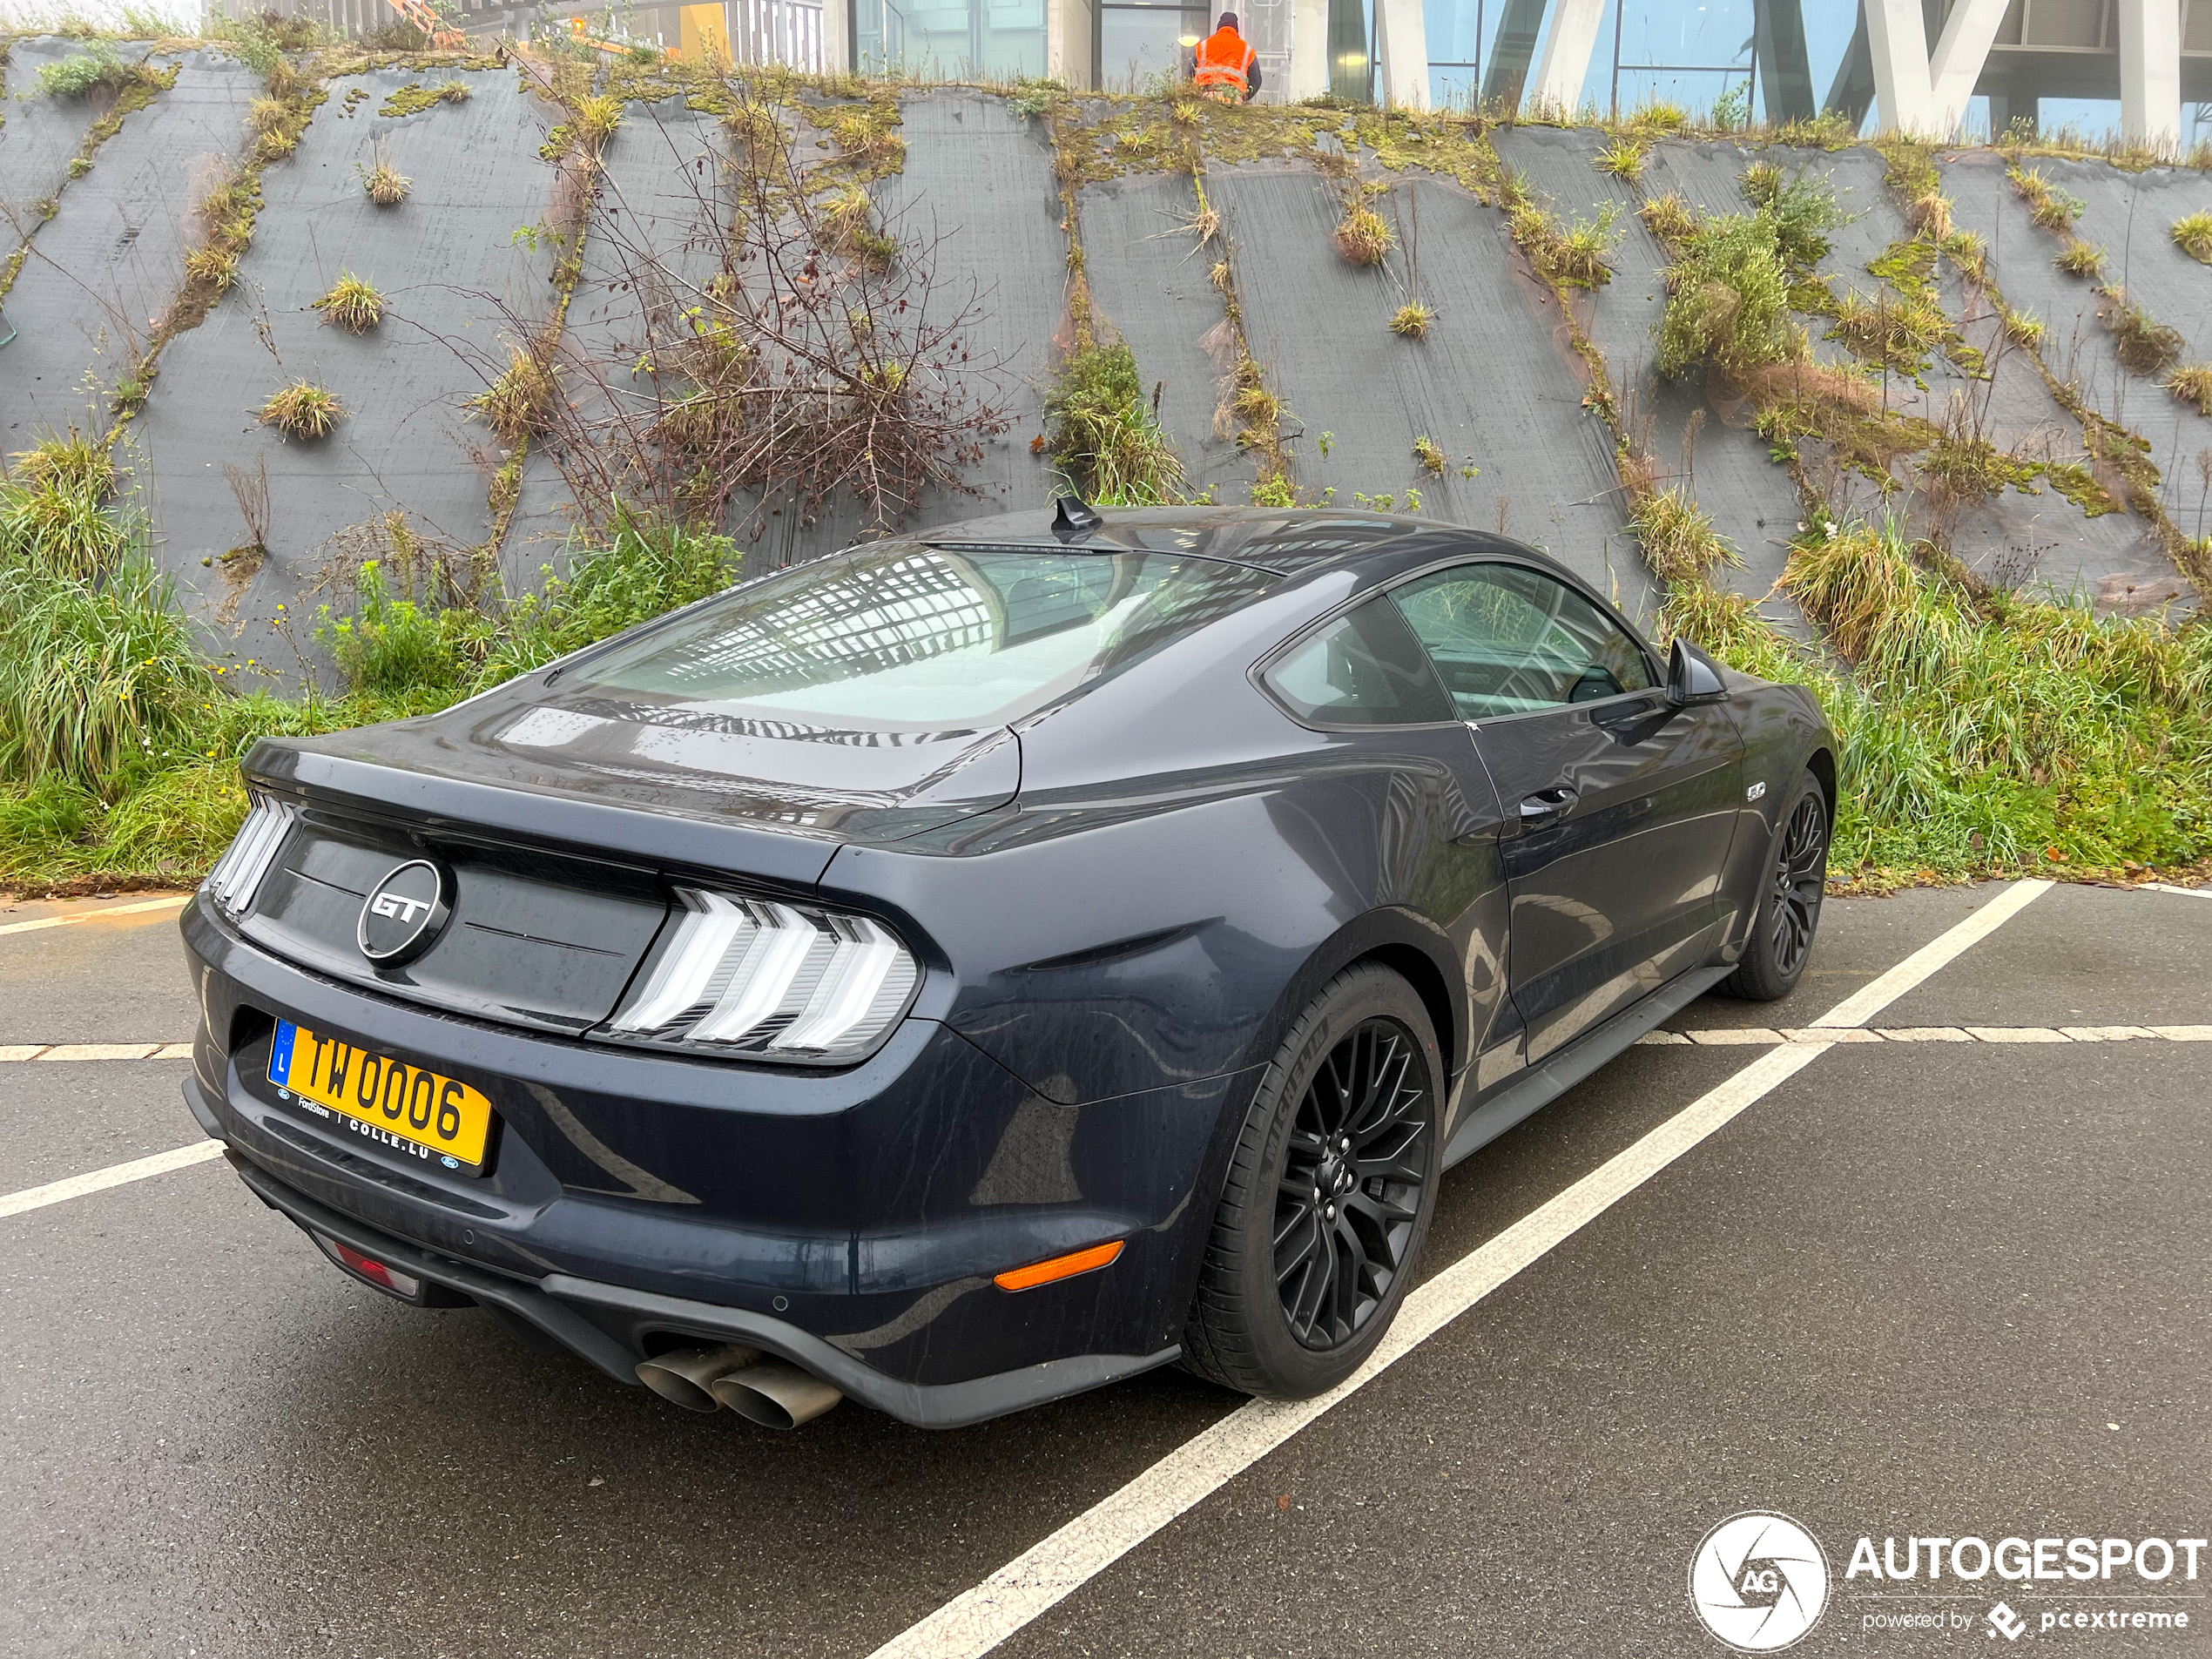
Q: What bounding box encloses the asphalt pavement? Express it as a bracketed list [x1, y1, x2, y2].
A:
[1, 881, 2206, 1657]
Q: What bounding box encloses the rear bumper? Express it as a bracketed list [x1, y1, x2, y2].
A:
[210, 1137, 1176, 1428]
[179, 894, 1256, 1423]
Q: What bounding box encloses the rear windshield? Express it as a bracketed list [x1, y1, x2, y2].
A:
[568, 543, 1274, 732]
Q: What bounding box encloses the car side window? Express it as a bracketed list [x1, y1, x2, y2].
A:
[1262, 597, 1455, 727]
[1389, 563, 1655, 720]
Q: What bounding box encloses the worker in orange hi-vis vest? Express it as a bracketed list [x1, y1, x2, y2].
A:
[1192, 11, 1260, 104]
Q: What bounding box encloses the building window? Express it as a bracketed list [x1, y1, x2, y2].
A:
[1099, 1, 1207, 91]
[855, 0, 1049, 77]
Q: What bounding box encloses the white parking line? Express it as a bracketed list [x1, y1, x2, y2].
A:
[0, 894, 190, 938]
[1638, 1022, 2211, 1046]
[0, 1141, 226, 1222]
[864, 880, 2055, 1659]
[0, 1043, 194, 1062]
[2146, 883, 2211, 900]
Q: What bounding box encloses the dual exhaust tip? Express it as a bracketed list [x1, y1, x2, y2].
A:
[635, 1342, 843, 1430]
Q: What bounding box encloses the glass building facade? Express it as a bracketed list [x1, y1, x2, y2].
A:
[854, 0, 1049, 78]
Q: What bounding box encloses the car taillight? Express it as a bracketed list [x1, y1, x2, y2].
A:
[602, 887, 920, 1064]
[203, 791, 300, 920]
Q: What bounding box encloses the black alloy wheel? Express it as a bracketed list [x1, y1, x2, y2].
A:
[1768, 789, 1827, 980]
[1182, 962, 1444, 1399]
[1273, 1019, 1431, 1350]
[1723, 769, 1830, 1001]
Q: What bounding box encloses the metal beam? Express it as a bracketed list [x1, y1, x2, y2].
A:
[1479, 0, 1546, 108]
[1753, 0, 1815, 124]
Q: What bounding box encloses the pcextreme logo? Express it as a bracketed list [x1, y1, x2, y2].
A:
[1689, 1513, 1831, 1651]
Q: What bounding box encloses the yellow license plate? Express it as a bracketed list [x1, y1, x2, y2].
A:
[269, 1021, 494, 1171]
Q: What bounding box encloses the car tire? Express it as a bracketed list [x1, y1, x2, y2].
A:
[1181, 961, 1443, 1399]
[1721, 769, 1830, 1002]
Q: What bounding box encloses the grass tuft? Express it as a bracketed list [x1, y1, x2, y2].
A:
[1332, 203, 1393, 266]
[1629, 487, 1738, 583]
[2171, 211, 2212, 264]
[1638, 192, 1697, 248]
[312, 271, 385, 334]
[2054, 241, 2107, 279]
[260, 380, 344, 440]
[1595, 136, 1645, 182]
[466, 347, 557, 444]
[1043, 339, 1187, 505]
[361, 161, 411, 206]
[2162, 362, 2212, 415]
[1412, 435, 1445, 475]
[2104, 290, 2183, 374]
[1390, 301, 1434, 339]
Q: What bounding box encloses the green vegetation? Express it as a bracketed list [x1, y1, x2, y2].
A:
[361, 160, 411, 206]
[313, 272, 385, 334]
[2055, 240, 2107, 279]
[1595, 136, 1645, 183]
[1657, 212, 1790, 378]
[1754, 520, 2212, 877]
[2164, 362, 2212, 415]
[260, 380, 344, 440]
[0, 439, 742, 887]
[1412, 435, 1445, 475]
[1042, 340, 1188, 506]
[1390, 301, 1435, 339]
[2171, 211, 2212, 265]
[466, 347, 556, 444]
[1332, 201, 1393, 266]
[37, 39, 142, 97]
[379, 78, 472, 118]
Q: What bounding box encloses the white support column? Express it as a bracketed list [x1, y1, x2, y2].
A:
[821, 0, 850, 73]
[1526, 0, 1602, 117]
[1927, 0, 2010, 137]
[1288, 0, 1328, 100]
[1373, 0, 1428, 110]
[1863, 0, 1934, 133]
[1048, 0, 1093, 88]
[2119, 0, 2183, 153]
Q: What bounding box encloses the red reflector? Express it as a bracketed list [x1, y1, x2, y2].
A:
[334, 1241, 408, 1295]
[994, 1238, 1125, 1291]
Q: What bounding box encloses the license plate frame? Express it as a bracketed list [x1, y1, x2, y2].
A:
[267, 1021, 496, 1175]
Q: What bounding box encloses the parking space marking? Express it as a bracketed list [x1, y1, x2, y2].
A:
[2146, 882, 2211, 900]
[0, 1141, 226, 1221]
[1638, 1022, 2209, 1047]
[864, 883, 2054, 1659]
[0, 1043, 194, 1062]
[0, 894, 190, 938]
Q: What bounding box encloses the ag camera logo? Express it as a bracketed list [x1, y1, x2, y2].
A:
[1690, 1512, 1831, 1651]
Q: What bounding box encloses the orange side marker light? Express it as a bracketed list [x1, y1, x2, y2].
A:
[993, 1238, 1125, 1291]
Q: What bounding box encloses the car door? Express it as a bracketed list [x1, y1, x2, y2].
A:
[1389, 561, 1743, 1062]
[1258, 592, 1517, 1093]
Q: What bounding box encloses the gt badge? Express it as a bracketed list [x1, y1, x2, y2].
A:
[358, 860, 451, 966]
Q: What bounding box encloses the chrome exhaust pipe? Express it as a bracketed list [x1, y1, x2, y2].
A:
[710, 1359, 843, 1429]
[635, 1343, 763, 1413]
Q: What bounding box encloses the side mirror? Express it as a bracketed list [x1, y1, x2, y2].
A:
[1666, 637, 1730, 707]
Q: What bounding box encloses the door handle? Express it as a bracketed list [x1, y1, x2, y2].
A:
[1519, 786, 1576, 830]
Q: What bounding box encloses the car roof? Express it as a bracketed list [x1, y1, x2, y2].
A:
[915, 503, 1568, 581]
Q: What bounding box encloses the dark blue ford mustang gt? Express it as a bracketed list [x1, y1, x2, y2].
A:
[179, 504, 1836, 1429]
